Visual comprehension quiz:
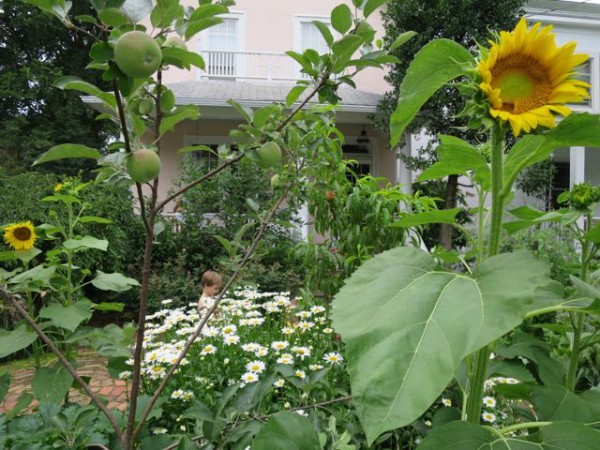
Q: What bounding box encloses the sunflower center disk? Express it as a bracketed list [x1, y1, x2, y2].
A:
[14, 227, 32, 241]
[491, 54, 552, 114]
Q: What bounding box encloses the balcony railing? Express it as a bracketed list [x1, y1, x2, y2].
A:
[201, 50, 300, 81]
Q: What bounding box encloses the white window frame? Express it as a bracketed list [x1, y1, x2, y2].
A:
[198, 11, 246, 79]
[293, 15, 333, 78]
[570, 56, 594, 111]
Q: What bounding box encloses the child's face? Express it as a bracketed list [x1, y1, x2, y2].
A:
[205, 282, 222, 297]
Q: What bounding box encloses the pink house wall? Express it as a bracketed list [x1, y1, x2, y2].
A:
[162, 0, 390, 95]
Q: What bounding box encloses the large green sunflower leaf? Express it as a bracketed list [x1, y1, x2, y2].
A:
[91, 271, 140, 292]
[331, 247, 549, 444]
[250, 411, 320, 450]
[390, 39, 474, 147]
[418, 421, 600, 449]
[38, 300, 93, 332]
[31, 365, 73, 404]
[416, 135, 491, 189]
[504, 113, 600, 195]
[0, 323, 38, 359]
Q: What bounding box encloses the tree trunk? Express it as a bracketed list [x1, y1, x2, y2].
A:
[439, 174, 459, 250]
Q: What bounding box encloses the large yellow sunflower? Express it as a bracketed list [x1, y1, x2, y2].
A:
[478, 18, 590, 136]
[3, 221, 37, 251]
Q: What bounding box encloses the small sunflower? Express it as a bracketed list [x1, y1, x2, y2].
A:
[53, 182, 64, 192]
[478, 18, 589, 136]
[3, 221, 37, 251]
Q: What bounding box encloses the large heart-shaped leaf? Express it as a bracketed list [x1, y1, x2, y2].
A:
[38, 301, 93, 332]
[31, 366, 73, 404]
[251, 411, 320, 450]
[332, 247, 549, 444]
[0, 323, 38, 358]
[390, 39, 474, 146]
[91, 271, 140, 292]
[419, 421, 600, 449]
[503, 113, 600, 195]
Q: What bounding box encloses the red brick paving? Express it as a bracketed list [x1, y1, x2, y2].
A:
[0, 351, 129, 414]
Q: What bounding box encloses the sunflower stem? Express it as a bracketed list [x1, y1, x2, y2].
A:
[566, 212, 592, 390]
[466, 124, 505, 424]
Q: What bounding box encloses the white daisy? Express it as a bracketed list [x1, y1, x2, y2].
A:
[323, 352, 343, 365]
[245, 360, 266, 373]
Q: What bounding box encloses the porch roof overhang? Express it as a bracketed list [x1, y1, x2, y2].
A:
[82, 79, 382, 124]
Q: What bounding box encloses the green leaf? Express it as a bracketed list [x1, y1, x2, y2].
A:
[504, 207, 579, 234]
[331, 247, 549, 444]
[531, 385, 591, 422]
[331, 4, 352, 34]
[31, 366, 73, 404]
[93, 302, 125, 312]
[0, 373, 10, 404]
[496, 331, 565, 386]
[390, 39, 474, 147]
[150, 0, 179, 28]
[189, 3, 228, 21]
[159, 105, 200, 135]
[227, 99, 254, 123]
[6, 392, 34, 420]
[89, 42, 114, 63]
[332, 35, 363, 66]
[363, 0, 387, 18]
[139, 434, 179, 450]
[79, 216, 113, 224]
[177, 144, 214, 154]
[185, 17, 223, 40]
[97, 7, 131, 26]
[313, 21, 334, 47]
[504, 114, 600, 195]
[392, 207, 462, 227]
[0, 251, 18, 262]
[33, 144, 101, 166]
[55, 76, 116, 108]
[135, 395, 165, 421]
[0, 323, 37, 359]
[416, 135, 490, 189]
[9, 265, 56, 285]
[285, 85, 308, 106]
[251, 411, 321, 450]
[419, 420, 600, 449]
[389, 31, 417, 51]
[63, 235, 108, 251]
[38, 301, 93, 332]
[161, 47, 205, 70]
[121, 0, 152, 22]
[91, 271, 140, 292]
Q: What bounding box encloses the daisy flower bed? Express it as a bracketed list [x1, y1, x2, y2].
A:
[135, 288, 348, 434]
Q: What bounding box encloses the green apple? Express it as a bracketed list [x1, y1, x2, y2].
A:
[114, 31, 162, 78]
[163, 36, 187, 51]
[126, 149, 161, 183]
[256, 142, 282, 169]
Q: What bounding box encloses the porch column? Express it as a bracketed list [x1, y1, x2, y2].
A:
[396, 136, 413, 195]
[569, 146, 586, 188]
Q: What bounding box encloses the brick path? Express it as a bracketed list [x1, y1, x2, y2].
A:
[0, 352, 128, 414]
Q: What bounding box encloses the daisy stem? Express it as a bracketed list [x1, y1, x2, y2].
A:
[466, 123, 505, 424]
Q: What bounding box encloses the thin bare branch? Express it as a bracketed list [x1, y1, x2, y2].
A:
[0, 287, 123, 440]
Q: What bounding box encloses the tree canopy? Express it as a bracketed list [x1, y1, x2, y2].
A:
[0, 0, 116, 175]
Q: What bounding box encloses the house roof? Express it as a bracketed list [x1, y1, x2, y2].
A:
[167, 79, 382, 113]
[526, 0, 600, 25]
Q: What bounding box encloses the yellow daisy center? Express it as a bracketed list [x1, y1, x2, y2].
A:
[491, 54, 552, 114]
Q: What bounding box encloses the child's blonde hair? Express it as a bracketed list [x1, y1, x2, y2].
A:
[201, 270, 222, 288]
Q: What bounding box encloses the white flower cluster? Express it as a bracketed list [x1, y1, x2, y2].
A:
[141, 289, 344, 403]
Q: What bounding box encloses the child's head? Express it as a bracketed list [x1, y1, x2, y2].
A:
[201, 270, 222, 297]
